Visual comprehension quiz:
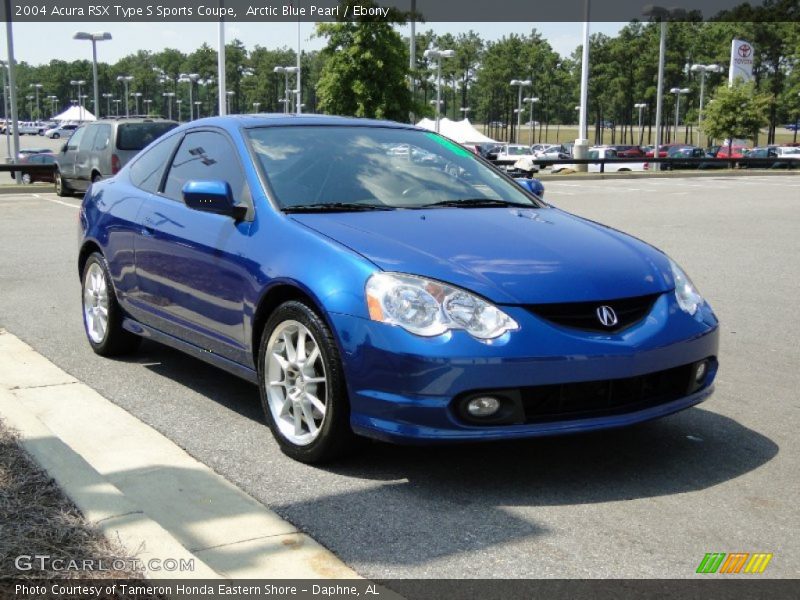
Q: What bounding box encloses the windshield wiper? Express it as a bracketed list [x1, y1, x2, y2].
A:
[283, 202, 395, 213]
[419, 198, 531, 209]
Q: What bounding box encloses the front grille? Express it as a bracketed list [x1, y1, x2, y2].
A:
[527, 293, 660, 333]
[520, 361, 702, 424]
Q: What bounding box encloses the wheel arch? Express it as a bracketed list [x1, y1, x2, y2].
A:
[251, 282, 333, 367]
[78, 240, 102, 279]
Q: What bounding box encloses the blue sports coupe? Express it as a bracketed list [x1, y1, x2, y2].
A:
[79, 115, 719, 463]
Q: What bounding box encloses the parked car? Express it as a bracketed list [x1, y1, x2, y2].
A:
[645, 144, 681, 158]
[662, 146, 712, 170]
[533, 144, 570, 159]
[493, 144, 539, 174]
[716, 145, 751, 159]
[17, 121, 46, 135]
[78, 115, 718, 463]
[45, 124, 79, 139]
[16, 152, 56, 184]
[741, 146, 800, 169]
[514, 177, 545, 198]
[613, 145, 646, 158]
[56, 118, 178, 195]
[552, 147, 647, 173]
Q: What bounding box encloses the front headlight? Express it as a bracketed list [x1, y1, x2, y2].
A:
[365, 272, 518, 340]
[669, 259, 704, 315]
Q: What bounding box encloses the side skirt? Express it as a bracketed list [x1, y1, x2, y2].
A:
[122, 318, 259, 385]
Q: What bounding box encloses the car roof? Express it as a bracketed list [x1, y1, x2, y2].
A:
[178, 113, 421, 133]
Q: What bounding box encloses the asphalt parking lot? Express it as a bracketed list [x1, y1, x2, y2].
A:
[0, 175, 798, 579]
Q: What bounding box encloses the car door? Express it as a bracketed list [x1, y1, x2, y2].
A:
[133, 129, 255, 364]
[73, 123, 106, 190]
[57, 125, 86, 183]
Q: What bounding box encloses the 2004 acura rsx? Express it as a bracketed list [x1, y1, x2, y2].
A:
[78, 115, 719, 463]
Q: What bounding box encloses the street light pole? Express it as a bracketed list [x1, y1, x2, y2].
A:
[691, 64, 722, 148]
[73, 32, 111, 122]
[162, 92, 174, 120]
[131, 92, 142, 116]
[102, 93, 113, 118]
[226, 90, 235, 114]
[634, 102, 647, 146]
[423, 48, 455, 133]
[178, 73, 199, 120]
[524, 96, 540, 145]
[117, 75, 133, 117]
[1, 61, 10, 159]
[70, 80, 86, 120]
[510, 80, 531, 143]
[30, 83, 42, 120]
[175, 99, 182, 122]
[670, 87, 690, 141]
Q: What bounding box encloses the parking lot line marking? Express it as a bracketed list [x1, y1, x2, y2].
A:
[32, 193, 80, 209]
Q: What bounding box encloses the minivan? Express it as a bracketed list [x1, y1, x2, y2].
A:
[55, 118, 178, 196]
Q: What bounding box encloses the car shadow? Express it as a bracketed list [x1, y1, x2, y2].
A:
[273, 408, 778, 566]
[121, 339, 264, 423]
[111, 342, 779, 568]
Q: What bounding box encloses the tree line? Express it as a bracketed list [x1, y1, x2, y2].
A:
[6, 6, 799, 145]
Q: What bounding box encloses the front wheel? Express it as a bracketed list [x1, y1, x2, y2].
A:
[81, 253, 141, 356]
[21, 173, 31, 184]
[52, 133, 60, 139]
[257, 301, 356, 463]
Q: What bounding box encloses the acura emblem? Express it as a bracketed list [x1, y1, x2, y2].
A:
[596, 305, 618, 327]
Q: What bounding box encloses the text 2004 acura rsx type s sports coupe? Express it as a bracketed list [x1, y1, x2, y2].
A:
[78, 115, 719, 463]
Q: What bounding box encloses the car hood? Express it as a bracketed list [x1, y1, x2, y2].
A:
[291, 207, 673, 305]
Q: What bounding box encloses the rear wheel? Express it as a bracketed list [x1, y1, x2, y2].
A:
[257, 301, 356, 463]
[81, 253, 141, 356]
[52, 133, 60, 139]
[21, 173, 31, 184]
[55, 170, 72, 197]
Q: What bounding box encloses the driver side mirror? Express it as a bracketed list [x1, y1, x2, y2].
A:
[182, 180, 247, 221]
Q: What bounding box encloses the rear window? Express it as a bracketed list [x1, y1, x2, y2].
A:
[116, 122, 178, 151]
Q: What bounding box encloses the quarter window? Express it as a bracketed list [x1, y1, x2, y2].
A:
[129, 133, 181, 194]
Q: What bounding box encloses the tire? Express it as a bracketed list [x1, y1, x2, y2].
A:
[55, 170, 72, 197]
[52, 133, 60, 139]
[21, 173, 31, 185]
[257, 300, 356, 463]
[81, 252, 141, 356]
[91, 172, 102, 184]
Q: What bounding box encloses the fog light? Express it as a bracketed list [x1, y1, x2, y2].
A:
[695, 361, 708, 383]
[466, 396, 501, 418]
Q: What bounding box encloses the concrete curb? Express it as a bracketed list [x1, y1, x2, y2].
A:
[0, 329, 360, 580]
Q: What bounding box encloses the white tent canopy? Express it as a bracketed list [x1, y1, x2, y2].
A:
[51, 105, 96, 122]
[415, 117, 497, 145]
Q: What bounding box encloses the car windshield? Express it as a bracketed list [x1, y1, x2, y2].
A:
[505, 145, 530, 155]
[246, 125, 542, 210]
[116, 122, 178, 151]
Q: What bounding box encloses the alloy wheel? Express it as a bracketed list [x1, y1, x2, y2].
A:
[265, 320, 328, 446]
[83, 262, 109, 343]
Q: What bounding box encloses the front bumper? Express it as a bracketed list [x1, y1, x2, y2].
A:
[329, 293, 719, 443]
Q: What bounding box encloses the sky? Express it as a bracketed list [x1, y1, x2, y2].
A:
[0, 21, 626, 66]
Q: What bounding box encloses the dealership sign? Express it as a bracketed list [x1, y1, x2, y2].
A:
[729, 39, 755, 85]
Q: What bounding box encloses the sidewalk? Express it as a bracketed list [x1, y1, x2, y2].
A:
[0, 329, 358, 580]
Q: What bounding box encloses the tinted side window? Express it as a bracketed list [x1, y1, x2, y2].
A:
[79, 125, 100, 152]
[92, 124, 112, 151]
[67, 126, 86, 150]
[162, 131, 248, 204]
[129, 133, 181, 194]
[117, 122, 178, 151]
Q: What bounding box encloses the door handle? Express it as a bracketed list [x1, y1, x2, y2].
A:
[141, 216, 155, 236]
